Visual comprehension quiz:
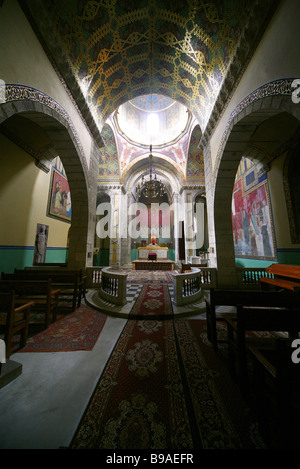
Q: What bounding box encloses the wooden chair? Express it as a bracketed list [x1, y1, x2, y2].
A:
[0, 291, 34, 359]
[248, 339, 300, 448]
[0, 280, 60, 329]
[205, 287, 296, 351]
[226, 304, 300, 397]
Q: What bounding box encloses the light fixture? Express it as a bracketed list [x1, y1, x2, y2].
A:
[136, 145, 166, 199]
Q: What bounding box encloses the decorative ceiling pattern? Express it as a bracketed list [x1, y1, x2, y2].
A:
[108, 115, 191, 179]
[186, 124, 205, 184]
[36, 0, 255, 129]
[98, 123, 120, 182]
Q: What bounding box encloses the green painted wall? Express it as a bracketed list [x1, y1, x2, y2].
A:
[277, 249, 300, 266]
[93, 249, 110, 266]
[131, 249, 138, 261]
[130, 248, 175, 262]
[0, 246, 68, 274]
[235, 249, 300, 268]
[235, 258, 274, 269]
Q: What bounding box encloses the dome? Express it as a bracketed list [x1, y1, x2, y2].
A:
[115, 94, 190, 147]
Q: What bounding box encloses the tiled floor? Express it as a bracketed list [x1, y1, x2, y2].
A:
[0, 275, 207, 449]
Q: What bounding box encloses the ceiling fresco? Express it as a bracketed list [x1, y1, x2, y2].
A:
[24, 0, 255, 130]
[106, 112, 193, 181]
[115, 94, 190, 147]
[19, 0, 277, 189]
[186, 124, 205, 184]
[98, 122, 120, 183]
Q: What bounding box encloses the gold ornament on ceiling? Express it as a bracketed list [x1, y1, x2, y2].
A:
[41, 0, 254, 129]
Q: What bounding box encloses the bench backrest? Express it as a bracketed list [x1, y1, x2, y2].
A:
[237, 304, 300, 336]
[14, 268, 82, 276]
[0, 279, 52, 296]
[3, 271, 80, 284]
[0, 290, 14, 313]
[209, 287, 297, 309]
[266, 264, 300, 280]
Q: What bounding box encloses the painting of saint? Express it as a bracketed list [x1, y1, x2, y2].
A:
[48, 168, 71, 222]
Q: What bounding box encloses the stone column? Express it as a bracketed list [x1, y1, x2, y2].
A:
[183, 191, 194, 263]
[107, 186, 124, 267]
[173, 193, 180, 264]
[202, 144, 217, 268]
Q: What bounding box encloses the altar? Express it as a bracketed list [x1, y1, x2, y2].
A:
[132, 239, 173, 270]
[138, 245, 168, 260]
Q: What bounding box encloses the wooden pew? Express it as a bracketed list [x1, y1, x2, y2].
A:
[248, 339, 300, 448]
[205, 287, 296, 351]
[260, 264, 300, 292]
[226, 305, 300, 399]
[0, 280, 60, 329]
[3, 269, 86, 312]
[0, 290, 34, 358]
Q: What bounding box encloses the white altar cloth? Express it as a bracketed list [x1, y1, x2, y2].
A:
[138, 245, 168, 259]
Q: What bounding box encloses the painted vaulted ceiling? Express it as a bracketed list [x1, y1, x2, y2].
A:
[19, 0, 277, 185]
[22, 0, 254, 129]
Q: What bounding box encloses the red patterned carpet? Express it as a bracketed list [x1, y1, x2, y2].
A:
[70, 319, 264, 449]
[70, 319, 194, 449]
[114, 270, 176, 284]
[129, 283, 173, 319]
[18, 305, 107, 353]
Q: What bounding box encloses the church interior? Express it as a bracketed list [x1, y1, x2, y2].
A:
[0, 0, 300, 451]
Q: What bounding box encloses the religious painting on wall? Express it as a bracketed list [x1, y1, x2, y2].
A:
[231, 159, 277, 260]
[47, 166, 72, 223]
[33, 223, 49, 264]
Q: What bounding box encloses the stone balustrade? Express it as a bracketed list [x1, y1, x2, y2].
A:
[85, 265, 269, 308]
[172, 267, 203, 306]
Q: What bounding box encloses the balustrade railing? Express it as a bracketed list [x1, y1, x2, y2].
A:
[172, 267, 203, 305]
[86, 267, 102, 288]
[86, 266, 127, 305]
[85, 265, 271, 308]
[198, 268, 217, 289]
[236, 267, 272, 288]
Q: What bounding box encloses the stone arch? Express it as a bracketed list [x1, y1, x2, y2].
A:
[0, 85, 94, 269]
[283, 145, 300, 244]
[213, 80, 300, 287]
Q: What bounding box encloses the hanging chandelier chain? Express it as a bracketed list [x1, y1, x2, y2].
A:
[136, 145, 166, 199]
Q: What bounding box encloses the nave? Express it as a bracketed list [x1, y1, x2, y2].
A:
[0, 268, 290, 451]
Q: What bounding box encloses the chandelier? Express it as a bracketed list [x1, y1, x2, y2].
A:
[136, 145, 166, 199]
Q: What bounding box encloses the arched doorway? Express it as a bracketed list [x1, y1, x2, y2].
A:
[212, 83, 300, 287]
[0, 86, 95, 271]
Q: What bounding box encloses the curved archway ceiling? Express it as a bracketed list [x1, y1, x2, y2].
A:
[33, 0, 255, 130]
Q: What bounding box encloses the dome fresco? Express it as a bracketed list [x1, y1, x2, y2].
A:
[115, 94, 190, 147]
[130, 95, 175, 112]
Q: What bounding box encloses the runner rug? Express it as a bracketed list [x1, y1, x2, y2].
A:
[112, 270, 176, 284]
[70, 319, 264, 450]
[129, 283, 173, 319]
[17, 305, 107, 353]
[174, 319, 265, 449]
[70, 319, 195, 449]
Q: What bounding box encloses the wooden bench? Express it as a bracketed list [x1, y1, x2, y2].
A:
[248, 339, 300, 448]
[0, 280, 60, 329]
[205, 287, 297, 351]
[3, 269, 86, 312]
[0, 290, 34, 358]
[260, 264, 300, 292]
[226, 305, 300, 399]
